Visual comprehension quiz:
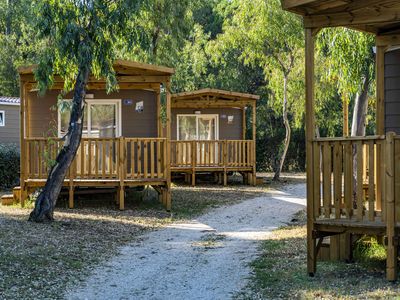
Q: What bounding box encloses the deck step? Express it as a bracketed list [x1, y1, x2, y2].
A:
[1, 194, 14, 206]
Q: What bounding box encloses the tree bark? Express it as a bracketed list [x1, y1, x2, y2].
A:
[29, 65, 90, 222]
[351, 71, 370, 208]
[274, 75, 291, 181]
[351, 72, 370, 137]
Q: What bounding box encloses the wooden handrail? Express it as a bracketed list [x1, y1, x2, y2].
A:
[313, 135, 385, 142]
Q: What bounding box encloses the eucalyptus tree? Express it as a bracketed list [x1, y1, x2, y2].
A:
[213, 0, 304, 180]
[317, 28, 375, 137]
[29, 0, 143, 222]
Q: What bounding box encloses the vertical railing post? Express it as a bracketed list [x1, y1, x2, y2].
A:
[118, 137, 125, 210]
[191, 140, 196, 186]
[385, 132, 397, 281]
[223, 140, 227, 186]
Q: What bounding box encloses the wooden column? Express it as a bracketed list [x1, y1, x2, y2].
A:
[385, 132, 397, 281]
[156, 88, 162, 137]
[376, 45, 386, 212]
[242, 106, 246, 140]
[305, 28, 317, 276]
[19, 82, 27, 207]
[165, 82, 172, 211]
[252, 102, 256, 186]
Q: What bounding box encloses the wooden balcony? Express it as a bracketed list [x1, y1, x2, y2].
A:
[171, 140, 256, 185]
[21, 137, 170, 209]
[310, 134, 400, 280]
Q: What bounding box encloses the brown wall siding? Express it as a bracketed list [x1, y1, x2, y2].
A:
[385, 49, 400, 133]
[171, 108, 243, 140]
[28, 89, 157, 138]
[0, 104, 20, 145]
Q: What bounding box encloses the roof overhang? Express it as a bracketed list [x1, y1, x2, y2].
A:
[171, 88, 259, 109]
[281, 0, 400, 35]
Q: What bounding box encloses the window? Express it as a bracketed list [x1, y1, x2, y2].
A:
[58, 100, 121, 137]
[177, 114, 218, 140]
[0, 111, 4, 126]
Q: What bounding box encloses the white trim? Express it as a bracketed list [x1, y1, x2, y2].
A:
[0, 110, 4, 126]
[177, 114, 219, 141]
[0, 102, 19, 106]
[58, 99, 122, 138]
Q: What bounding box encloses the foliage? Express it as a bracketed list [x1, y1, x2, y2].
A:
[0, 143, 20, 188]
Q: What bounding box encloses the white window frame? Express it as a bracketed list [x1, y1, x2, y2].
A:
[177, 114, 219, 141]
[0, 110, 4, 127]
[58, 99, 122, 138]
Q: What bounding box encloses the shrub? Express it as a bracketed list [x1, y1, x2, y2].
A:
[0, 143, 20, 189]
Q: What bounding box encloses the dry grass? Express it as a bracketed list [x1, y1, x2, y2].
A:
[238, 210, 400, 300]
[0, 173, 303, 299]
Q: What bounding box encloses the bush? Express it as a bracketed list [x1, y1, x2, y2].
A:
[0, 143, 20, 189]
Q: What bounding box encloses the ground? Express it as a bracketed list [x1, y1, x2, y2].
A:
[1, 173, 398, 299]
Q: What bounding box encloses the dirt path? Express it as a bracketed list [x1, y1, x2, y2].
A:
[67, 183, 306, 300]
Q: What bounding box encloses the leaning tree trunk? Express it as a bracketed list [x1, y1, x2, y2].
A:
[351, 71, 370, 208]
[274, 75, 291, 181]
[29, 65, 90, 222]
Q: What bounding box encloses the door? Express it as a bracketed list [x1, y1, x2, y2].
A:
[177, 114, 219, 165]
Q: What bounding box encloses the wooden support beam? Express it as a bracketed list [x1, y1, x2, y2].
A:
[304, 7, 400, 29]
[156, 90, 162, 137]
[166, 82, 172, 211]
[252, 103, 257, 186]
[343, 97, 349, 137]
[242, 107, 246, 140]
[305, 28, 317, 276]
[376, 45, 387, 212]
[385, 132, 397, 281]
[19, 82, 27, 207]
[376, 34, 400, 47]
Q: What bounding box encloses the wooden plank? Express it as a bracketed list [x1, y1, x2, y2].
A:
[137, 141, 142, 178]
[333, 142, 342, 219]
[94, 139, 99, 178]
[322, 142, 332, 218]
[102, 140, 106, 178]
[313, 142, 321, 218]
[356, 141, 364, 221]
[80, 140, 85, 177]
[131, 140, 135, 178]
[344, 142, 353, 218]
[150, 140, 155, 178]
[157, 140, 161, 178]
[395, 139, 400, 223]
[109, 141, 113, 177]
[144, 140, 148, 178]
[88, 140, 92, 177]
[369, 140, 375, 222]
[38, 141, 43, 178]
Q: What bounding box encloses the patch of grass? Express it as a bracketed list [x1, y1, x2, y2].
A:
[239, 215, 400, 300]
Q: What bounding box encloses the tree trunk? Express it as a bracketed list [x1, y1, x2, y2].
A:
[351, 71, 370, 208]
[274, 75, 291, 181]
[351, 73, 370, 137]
[29, 65, 90, 222]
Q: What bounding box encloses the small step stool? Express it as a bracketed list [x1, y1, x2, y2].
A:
[1, 194, 14, 206]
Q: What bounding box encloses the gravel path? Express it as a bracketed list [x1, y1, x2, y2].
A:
[67, 183, 306, 300]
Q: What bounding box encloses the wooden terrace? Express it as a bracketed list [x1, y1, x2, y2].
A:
[282, 0, 400, 281]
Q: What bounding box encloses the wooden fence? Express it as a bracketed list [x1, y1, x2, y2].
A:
[24, 137, 168, 181]
[170, 140, 255, 169]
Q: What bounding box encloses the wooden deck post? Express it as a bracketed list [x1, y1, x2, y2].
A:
[166, 82, 172, 211]
[242, 106, 246, 140]
[223, 140, 228, 186]
[252, 103, 256, 186]
[305, 28, 317, 276]
[19, 82, 27, 207]
[156, 88, 162, 137]
[385, 132, 397, 281]
[119, 137, 125, 210]
[376, 45, 387, 213]
[191, 140, 196, 186]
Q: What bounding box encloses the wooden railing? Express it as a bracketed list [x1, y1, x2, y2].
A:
[171, 140, 254, 169]
[312, 135, 386, 223]
[24, 137, 168, 181]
